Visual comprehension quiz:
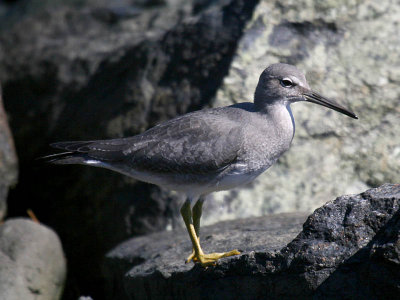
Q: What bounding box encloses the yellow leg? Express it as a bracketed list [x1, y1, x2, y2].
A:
[193, 198, 203, 236]
[180, 199, 240, 267]
[186, 198, 204, 263]
[180, 200, 204, 260]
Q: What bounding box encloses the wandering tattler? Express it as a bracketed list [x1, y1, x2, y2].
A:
[46, 63, 357, 266]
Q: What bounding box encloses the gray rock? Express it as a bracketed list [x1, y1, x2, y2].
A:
[0, 83, 18, 221]
[0, 218, 66, 300]
[0, 0, 258, 297]
[77, 297, 94, 300]
[104, 211, 307, 299]
[206, 0, 400, 225]
[103, 184, 400, 299]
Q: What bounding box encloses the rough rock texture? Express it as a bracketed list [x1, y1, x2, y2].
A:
[0, 84, 18, 221]
[0, 218, 66, 300]
[104, 212, 308, 299]
[0, 0, 258, 298]
[205, 0, 400, 224]
[104, 184, 400, 299]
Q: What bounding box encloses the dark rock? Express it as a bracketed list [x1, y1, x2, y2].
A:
[0, 83, 18, 221]
[104, 212, 308, 299]
[0, 0, 258, 298]
[103, 184, 400, 299]
[0, 218, 66, 300]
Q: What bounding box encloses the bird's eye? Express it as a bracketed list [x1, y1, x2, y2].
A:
[280, 78, 294, 88]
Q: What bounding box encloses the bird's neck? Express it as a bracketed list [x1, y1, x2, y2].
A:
[258, 102, 296, 142]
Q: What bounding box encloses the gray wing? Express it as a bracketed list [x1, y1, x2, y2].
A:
[50, 108, 244, 175]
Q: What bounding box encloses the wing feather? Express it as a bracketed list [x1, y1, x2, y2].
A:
[127, 110, 243, 174]
[50, 107, 244, 175]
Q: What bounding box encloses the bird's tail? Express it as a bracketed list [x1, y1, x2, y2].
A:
[40, 140, 125, 167]
[38, 152, 89, 165]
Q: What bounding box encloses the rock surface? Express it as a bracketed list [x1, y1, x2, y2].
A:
[104, 212, 307, 299]
[0, 218, 66, 300]
[104, 184, 400, 299]
[206, 0, 400, 224]
[0, 83, 18, 221]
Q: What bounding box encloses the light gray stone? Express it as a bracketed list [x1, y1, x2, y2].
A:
[203, 0, 400, 225]
[0, 84, 17, 221]
[0, 218, 66, 300]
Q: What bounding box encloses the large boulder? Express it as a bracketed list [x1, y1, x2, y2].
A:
[104, 184, 400, 299]
[0, 218, 66, 300]
[104, 212, 308, 299]
[0, 83, 17, 221]
[0, 0, 258, 297]
[205, 0, 400, 224]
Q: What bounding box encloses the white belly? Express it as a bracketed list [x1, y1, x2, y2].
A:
[86, 160, 267, 198]
[212, 169, 265, 192]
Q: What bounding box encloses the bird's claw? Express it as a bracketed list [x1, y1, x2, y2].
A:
[185, 250, 198, 263]
[186, 249, 240, 267]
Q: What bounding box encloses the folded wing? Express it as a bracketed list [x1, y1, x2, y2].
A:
[49, 108, 244, 175]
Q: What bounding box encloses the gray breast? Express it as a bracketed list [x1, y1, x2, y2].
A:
[234, 104, 295, 174]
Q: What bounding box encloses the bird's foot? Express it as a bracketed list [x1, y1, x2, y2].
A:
[186, 249, 240, 267]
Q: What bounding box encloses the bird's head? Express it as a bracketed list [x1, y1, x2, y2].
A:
[254, 63, 357, 119]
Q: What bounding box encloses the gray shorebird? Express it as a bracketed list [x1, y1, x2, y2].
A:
[46, 63, 357, 266]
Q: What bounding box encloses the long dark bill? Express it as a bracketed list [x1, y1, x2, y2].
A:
[303, 91, 358, 119]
